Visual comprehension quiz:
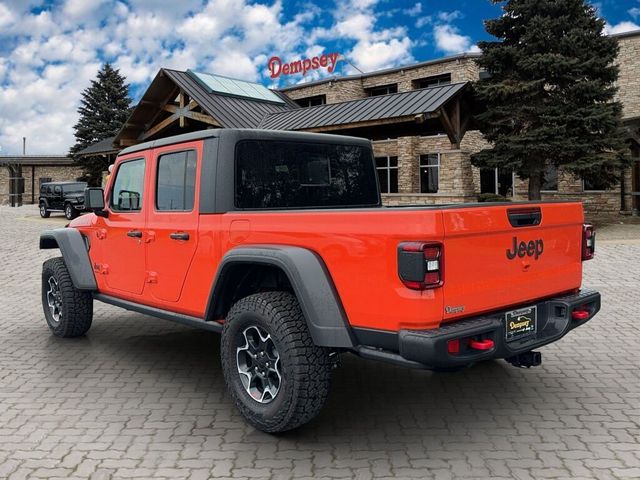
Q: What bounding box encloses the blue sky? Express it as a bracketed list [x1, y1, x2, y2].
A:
[0, 0, 639, 154]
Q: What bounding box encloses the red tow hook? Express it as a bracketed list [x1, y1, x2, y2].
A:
[468, 338, 494, 351]
[571, 309, 590, 321]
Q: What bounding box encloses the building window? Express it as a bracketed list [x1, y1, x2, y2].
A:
[375, 156, 399, 193]
[583, 172, 608, 191]
[294, 94, 326, 108]
[419, 154, 440, 193]
[413, 73, 451, 89]
[480, 168, 514, 197]
[366, 84, 398, 96]
[542, 164, 558, 191]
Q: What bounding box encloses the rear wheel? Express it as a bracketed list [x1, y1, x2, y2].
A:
[221, 291, 332, 433]
[39, 203, 50, 218]
[42, 257, 93, 337]
[64, 203, 78, 220]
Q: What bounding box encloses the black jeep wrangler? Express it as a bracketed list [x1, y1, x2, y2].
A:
[39, 181, 88, 220]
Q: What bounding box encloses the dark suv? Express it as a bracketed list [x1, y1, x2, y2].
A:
[39, 181, 88, 220]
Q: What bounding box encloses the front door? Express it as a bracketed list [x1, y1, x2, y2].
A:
[100, 156, 148, 295]
[145, 143, 201, 303]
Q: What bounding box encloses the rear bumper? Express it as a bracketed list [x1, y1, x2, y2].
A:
[355, 289, 600, 370]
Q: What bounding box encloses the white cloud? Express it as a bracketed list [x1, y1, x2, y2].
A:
[415, 16, 432, 28]
[0, 3, 15, 28]
[433, 24, 474, 54]
[630, 7, 640, 19]
[404, 3, 422, 17]
[604, 20, 640, 35]
[437, 10, 463, 22]
[0, 0, 419, 154]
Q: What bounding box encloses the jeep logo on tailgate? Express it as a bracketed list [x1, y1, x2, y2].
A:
[506, 237, 544, 260]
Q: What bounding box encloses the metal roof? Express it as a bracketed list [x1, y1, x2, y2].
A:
[0, 155, 74, 166]
[163, 69, 297, 128]
[75, 136, 118, 156]
[260, 82, 469, 130]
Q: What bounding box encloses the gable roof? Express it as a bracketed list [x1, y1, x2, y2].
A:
[260, 82, 469, 131]
[162, 69, 298, 128]
[75, 136, 117, 157]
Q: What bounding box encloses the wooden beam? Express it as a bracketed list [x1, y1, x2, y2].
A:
[142, 113, 179, 140]
[162, 104, 178, 113]
[183, 110, 221, 127]
[305, 113, 438, 133]
[119, 139, 138, 147]
[438, 107, 459, 148]
[179, 92, 186, 128]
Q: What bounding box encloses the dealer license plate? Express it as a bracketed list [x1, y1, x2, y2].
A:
[505, 306, 537, 341]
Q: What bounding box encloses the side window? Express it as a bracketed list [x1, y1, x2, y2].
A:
[156, 150, 197, 211]
[40, 185, 47, 194]
[46, 186, 53, 194]
[54, 185, 62, 195]
[111, 158, 145, 211]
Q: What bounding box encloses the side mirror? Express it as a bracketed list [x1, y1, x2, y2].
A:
[84, 188, 108, 217]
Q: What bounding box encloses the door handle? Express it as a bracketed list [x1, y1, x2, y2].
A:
[169, 232, 190, 241]
[127, 230, 143, 238]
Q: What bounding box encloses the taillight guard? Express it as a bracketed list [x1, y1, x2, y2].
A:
[582, 224, 595, 261]
[398, 241, 444, 290]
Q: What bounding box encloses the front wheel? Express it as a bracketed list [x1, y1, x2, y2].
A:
[64, 203, 78, 220]
[42, 257, 93, 337]
[39, 203, 50, 218]
[221, 292, 332, 433]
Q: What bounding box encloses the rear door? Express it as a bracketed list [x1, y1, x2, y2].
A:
[145, 142, 201, 303]
[441, 202, 584, 321]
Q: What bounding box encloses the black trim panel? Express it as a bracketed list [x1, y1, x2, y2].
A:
[205, 245, 355, 348]
[39, 228, 97, 290]
[93, 293, 223, 333]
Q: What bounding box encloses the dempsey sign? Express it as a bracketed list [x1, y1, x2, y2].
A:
[268, 52, 341, 79]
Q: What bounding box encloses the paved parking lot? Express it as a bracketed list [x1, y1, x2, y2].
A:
[0, 205, 639, 480]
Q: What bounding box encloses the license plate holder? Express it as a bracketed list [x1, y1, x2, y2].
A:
[505, 306, 537, 341]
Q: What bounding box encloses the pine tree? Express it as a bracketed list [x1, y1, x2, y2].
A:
[71, 63, 132, 185]
[471, 0, 630, 200]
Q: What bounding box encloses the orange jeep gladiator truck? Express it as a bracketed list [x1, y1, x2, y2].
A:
[40, 129, 600, 432]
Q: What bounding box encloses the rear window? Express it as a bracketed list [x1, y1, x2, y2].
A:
[235, 140, 379, 209]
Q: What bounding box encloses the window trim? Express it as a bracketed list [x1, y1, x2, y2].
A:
[294, 94, 326, 108]
[154, 148, 197, 213]
[375, 155, 399, 194]
[109, 157, 146, 213]
[419, 153, 440, 194]
[366, 83, 398, 97]
[413, 73, 452, 90]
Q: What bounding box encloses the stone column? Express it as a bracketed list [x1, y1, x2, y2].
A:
[398, 136, 418, 193]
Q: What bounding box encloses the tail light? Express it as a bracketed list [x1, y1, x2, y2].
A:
[397, 241, 443, 290]
[582, 224, 595, 261]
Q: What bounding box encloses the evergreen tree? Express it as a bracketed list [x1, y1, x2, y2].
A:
[70, 63, 132, 185]
[471, 0, 630, 200]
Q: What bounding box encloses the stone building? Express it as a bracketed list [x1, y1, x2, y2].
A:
[76, 29, 640, 215]
[0, 156, 82, 205]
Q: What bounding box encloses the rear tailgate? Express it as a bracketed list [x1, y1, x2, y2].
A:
[441, 202, 584, 321]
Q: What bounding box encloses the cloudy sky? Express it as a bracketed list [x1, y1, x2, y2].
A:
[0, 0, 639, 155]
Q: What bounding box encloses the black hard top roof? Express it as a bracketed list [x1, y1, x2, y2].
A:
[118, 128, 371, 156]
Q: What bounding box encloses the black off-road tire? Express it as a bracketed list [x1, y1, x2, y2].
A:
[64, 203, 78, 220]
[42, 257, 93, 337]
[221, 291, 332, 433]
[39, 202, 50, 218]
